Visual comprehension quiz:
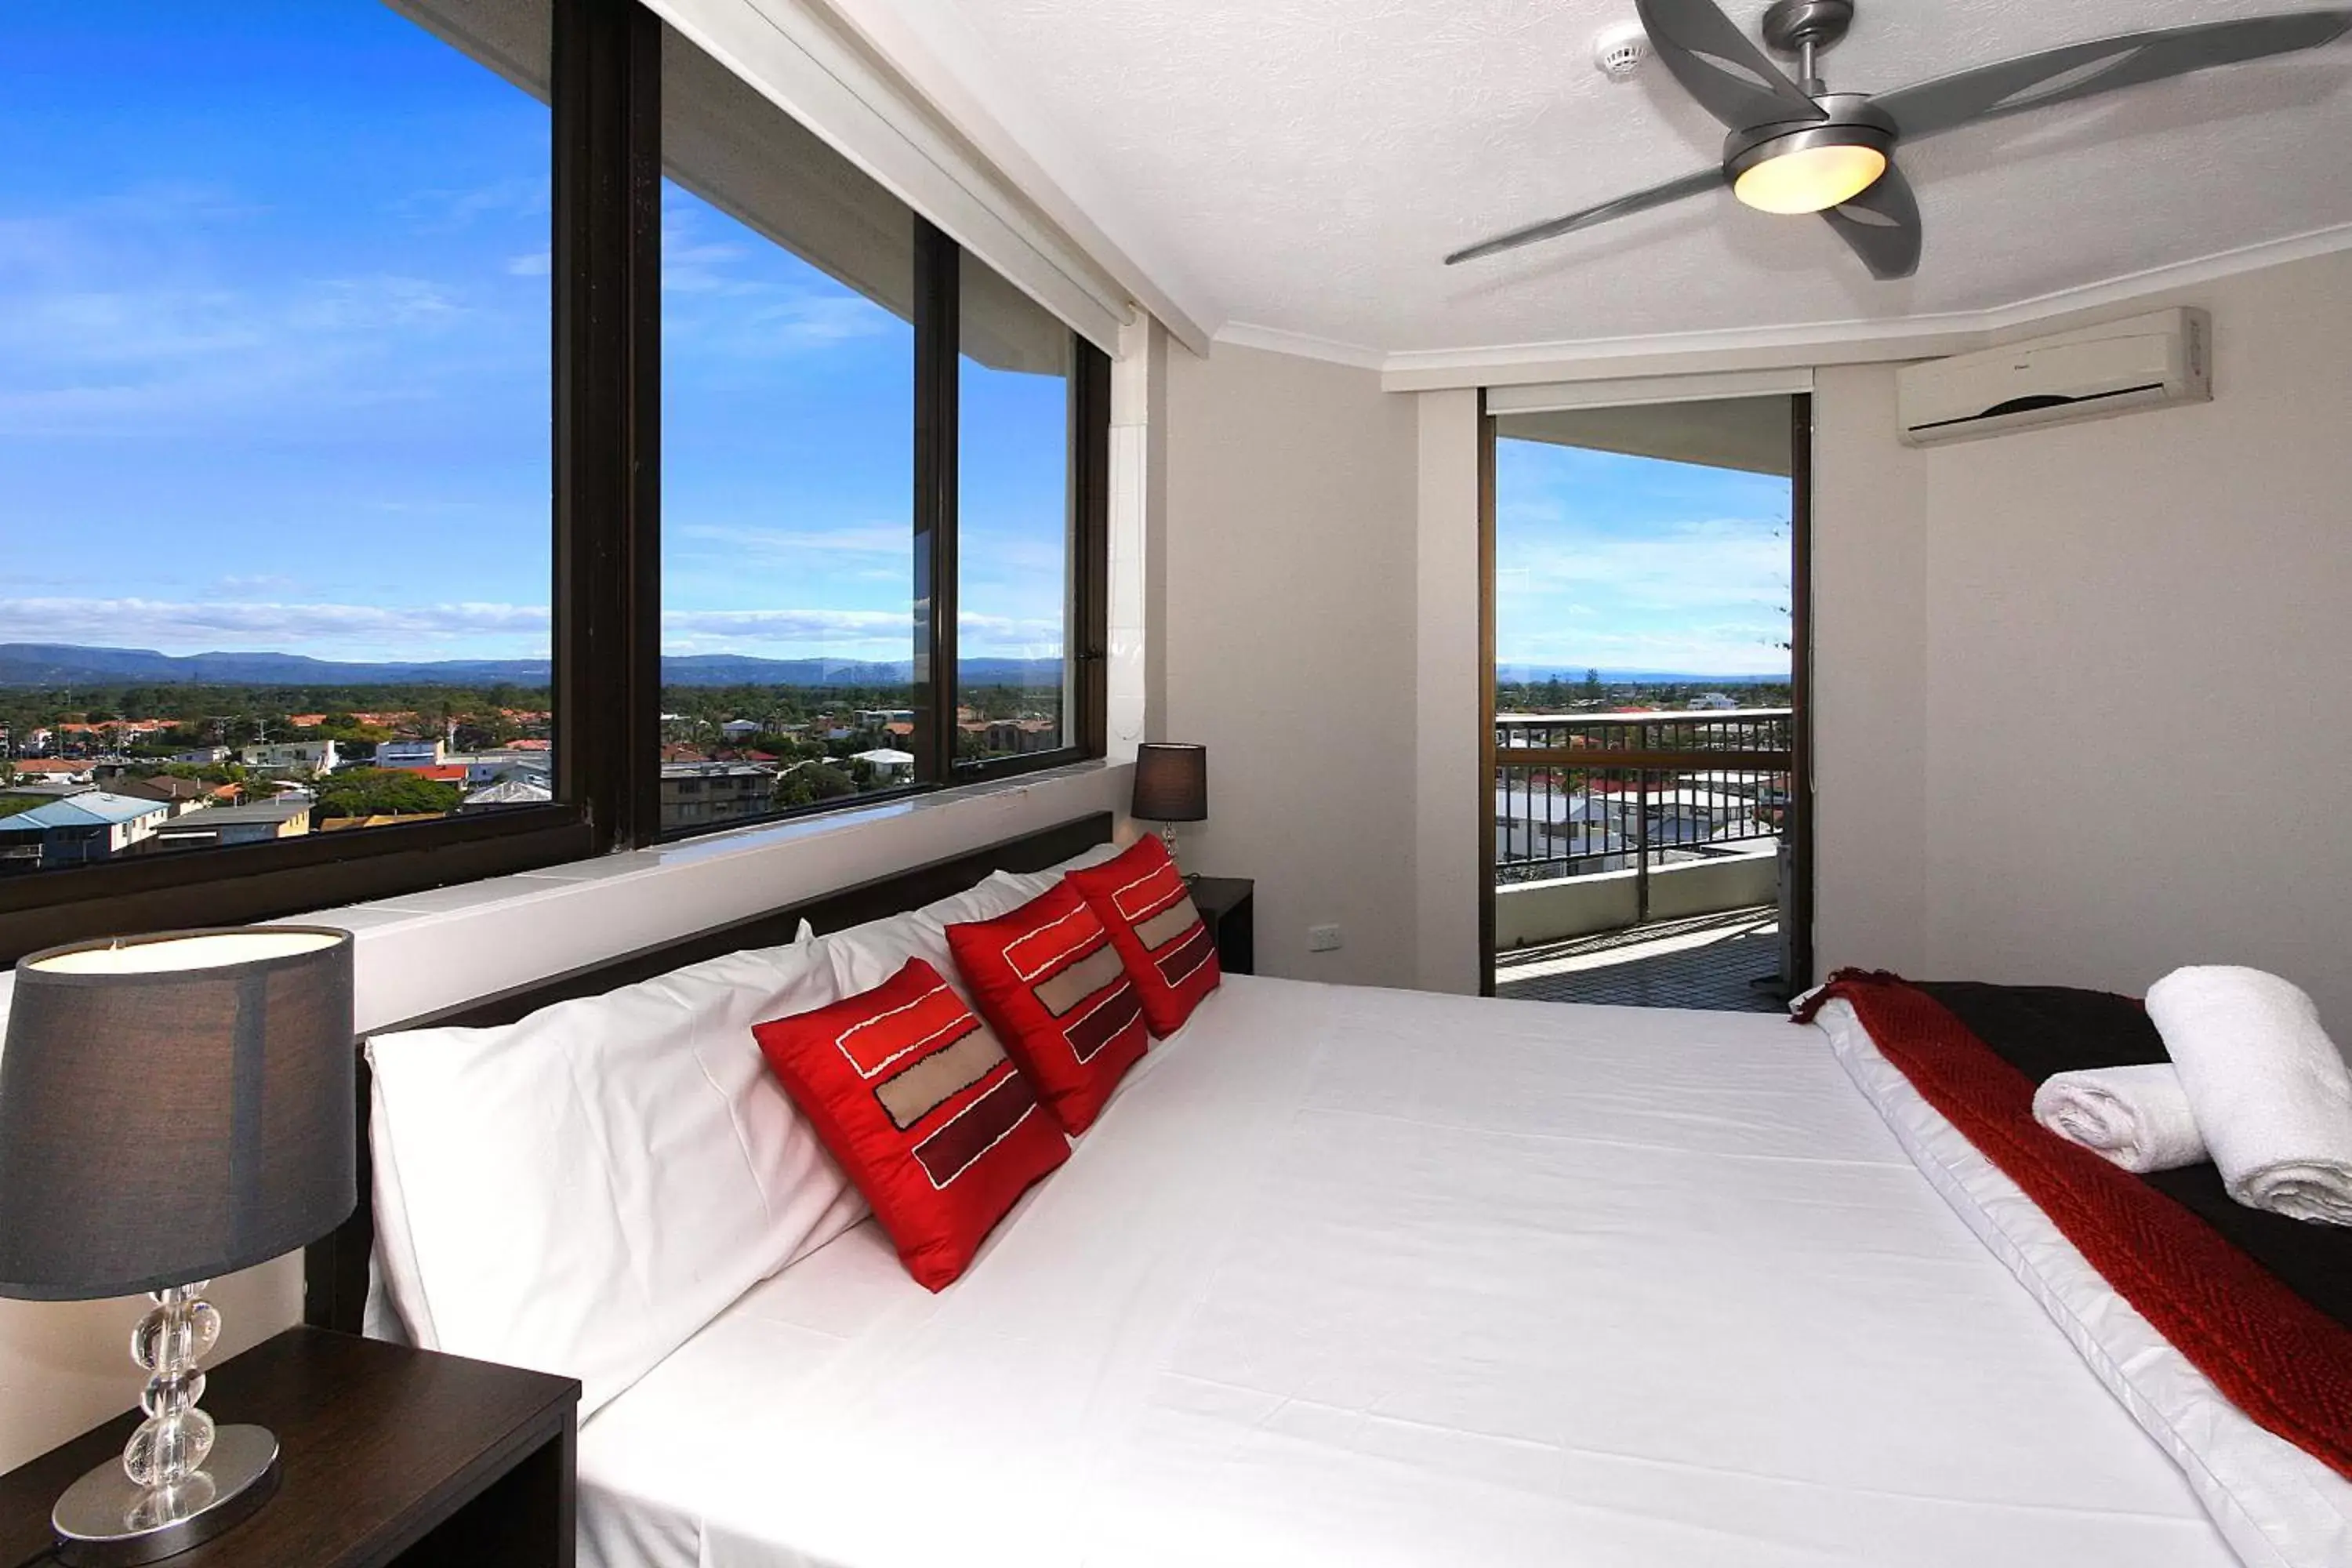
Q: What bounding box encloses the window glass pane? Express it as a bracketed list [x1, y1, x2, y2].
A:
[0, 1, 553, 878]
[956, 263, 1073, 763]
[659, 25, 916, 829]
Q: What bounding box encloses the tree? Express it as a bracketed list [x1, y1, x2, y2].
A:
[314, 769, 462, 819]
[1581, 667, 1604, 701]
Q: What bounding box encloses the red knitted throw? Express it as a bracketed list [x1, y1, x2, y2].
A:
[1798, 970, 2352, 1481]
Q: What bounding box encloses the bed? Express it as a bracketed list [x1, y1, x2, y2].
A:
[328, 816, 2351, 1568]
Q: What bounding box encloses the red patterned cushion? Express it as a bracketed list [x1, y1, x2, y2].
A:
[947, 881, 1149, 1134]
[1065, 836, 1221, 1037]
[751, 958, 1068, 1290]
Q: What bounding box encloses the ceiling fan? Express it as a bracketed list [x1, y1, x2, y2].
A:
[1445, 0, 2352, 278]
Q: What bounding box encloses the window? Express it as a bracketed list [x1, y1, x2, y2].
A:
[0, 1, 556, 885]
[956, 267, 1078, 765]
[658, 24, 917, 828]
[0, 2, 1108, 960]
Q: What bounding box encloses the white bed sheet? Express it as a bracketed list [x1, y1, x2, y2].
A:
[1812, 997, 2352, 1568]
[578, 976, 2242, 1568]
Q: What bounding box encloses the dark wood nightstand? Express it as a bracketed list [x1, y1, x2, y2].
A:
[1187, 875, 1255, 976]
[0, 1327, 578, 1568]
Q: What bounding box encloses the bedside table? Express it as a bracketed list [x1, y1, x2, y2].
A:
[1187, 875, 1255, 975]
[0, 1327, 578, 1568]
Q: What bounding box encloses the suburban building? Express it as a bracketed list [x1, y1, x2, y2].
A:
[239, 739, 339, 774]
[659, 760, 776, 833]
[849, 747, 916, 782]
[146, 799, 311, 852]
[376, 739, 447, 769]
[0, 780, 96, 804]
[0, 793, 175, 874]
[461, 776, 555, 810]
[114, 775, 215, 815]
[9, 760, 92, 784]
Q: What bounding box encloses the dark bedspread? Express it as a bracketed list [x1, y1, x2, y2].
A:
[1915, 980, 2352, 1332]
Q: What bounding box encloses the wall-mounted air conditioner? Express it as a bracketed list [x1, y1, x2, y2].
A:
[1896, 307, 2211, 447]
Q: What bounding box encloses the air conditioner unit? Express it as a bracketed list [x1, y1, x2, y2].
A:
[1896, 308, 2210, 447]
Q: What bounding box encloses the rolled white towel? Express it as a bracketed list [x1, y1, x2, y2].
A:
[2146, 965, 2352, 1226]
[2031, 1064, 2207, 1174]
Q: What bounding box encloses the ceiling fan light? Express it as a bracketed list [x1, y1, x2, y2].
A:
[1733, 139, 1888, 215]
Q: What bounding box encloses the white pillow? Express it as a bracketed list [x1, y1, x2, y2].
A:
[822, 873, 1051, 999]
[980, 839, 1127, 903]
[365, 937, 863, 1416]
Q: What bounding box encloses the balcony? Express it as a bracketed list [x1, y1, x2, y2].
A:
[1494, 709, 1792, 1009]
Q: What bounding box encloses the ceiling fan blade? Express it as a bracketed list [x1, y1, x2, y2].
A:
[1820, 162, 1921, 280]
[1445, 169, 1723, 266]
[1876, 9, 2352, 141]
[1635, 0, 1827, 132]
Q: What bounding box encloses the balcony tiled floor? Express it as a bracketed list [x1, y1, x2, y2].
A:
[1493, 905, 1788, 1013]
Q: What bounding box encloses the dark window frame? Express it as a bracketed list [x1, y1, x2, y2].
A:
[0, 0, 1109, 964]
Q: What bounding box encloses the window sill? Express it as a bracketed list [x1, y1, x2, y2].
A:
[216, 758, 1128, 1033]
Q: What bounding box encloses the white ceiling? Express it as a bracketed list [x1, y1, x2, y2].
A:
[923, 0, 2352, 356]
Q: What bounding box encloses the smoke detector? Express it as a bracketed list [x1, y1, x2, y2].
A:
[1593, 21, 1650, 80]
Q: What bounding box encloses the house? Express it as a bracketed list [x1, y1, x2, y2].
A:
[447, 750, 554, 787]
[145, 798, 311, 852]
[9, 759, 91, 784]
[240, 739, 339, 775]
[376, 739, 447, 770]
[720, 719, 764, 741]
[0, 792, 173, 873]
[114, 775, 214, 816]
[848, 747, 915, 782]
[173, 746, 231, 766]
[0, 779, 97, 804]
[462, 776, 555, 810]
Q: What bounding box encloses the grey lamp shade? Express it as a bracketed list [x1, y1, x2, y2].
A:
[1132, 743, 1208, 822]
[0, 927, 356, 1301]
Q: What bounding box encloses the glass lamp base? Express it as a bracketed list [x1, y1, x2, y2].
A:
[52, 1425, 280, 1566]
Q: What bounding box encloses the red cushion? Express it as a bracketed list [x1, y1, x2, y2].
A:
[946, 881, 1150, 1134]
[1065, 836, 1221, 1037]
[752, 958, 1068, 1290]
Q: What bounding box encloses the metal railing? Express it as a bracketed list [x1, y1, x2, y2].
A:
[1494, 709, 1793, 918]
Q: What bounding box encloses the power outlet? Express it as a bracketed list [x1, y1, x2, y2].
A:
[1308, 924, 1344, 953]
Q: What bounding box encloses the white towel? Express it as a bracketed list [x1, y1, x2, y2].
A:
[2031, 1064, 2207, 1174]
[2145, 965, 2352, 1226]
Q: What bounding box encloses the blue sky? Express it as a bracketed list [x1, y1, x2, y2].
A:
[1494, 439, 1791, 677]
[1, 1, 1068, 667]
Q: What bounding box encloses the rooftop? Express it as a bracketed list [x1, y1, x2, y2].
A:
[155, 800, 311, 828]
[0, 792, 173, 830]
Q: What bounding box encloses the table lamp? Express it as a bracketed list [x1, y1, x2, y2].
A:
[0, 927, 355, 1566]
[1131, 742, 1208, 867]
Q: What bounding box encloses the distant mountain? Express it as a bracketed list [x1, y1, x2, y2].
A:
[0, 644, 1062, 689]
[1495, 664, 1790, 685]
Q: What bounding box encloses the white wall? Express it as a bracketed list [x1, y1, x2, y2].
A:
[1813, 248, 2352, 1029]
[1160, 342, 1423, 985]
[1163, 250, 2352, 1031]
[1810, 361, 1930, 975]
[0, 764, 1129, 1472]
[1414, 390, 1483, 994]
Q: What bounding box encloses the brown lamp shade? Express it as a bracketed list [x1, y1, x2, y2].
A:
[1132, 743, 1207, 822]
[0, 927, 357, 1301]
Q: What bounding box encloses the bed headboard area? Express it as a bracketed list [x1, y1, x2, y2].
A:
[301, 811, 1115, 1334]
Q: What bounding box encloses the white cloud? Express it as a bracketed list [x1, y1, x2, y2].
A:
[1, 595, 1064, 666]
[0, 597, 550, 662]
[506, 249, 551, 278]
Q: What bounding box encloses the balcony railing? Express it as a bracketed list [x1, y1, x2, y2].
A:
[1494, 709, 1793, 920]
